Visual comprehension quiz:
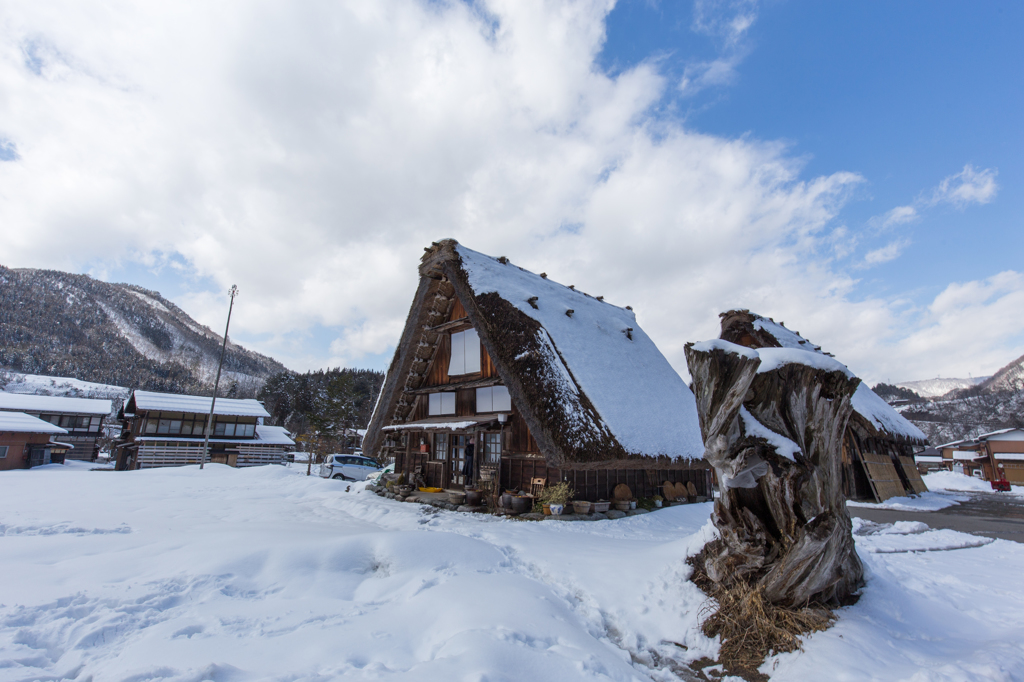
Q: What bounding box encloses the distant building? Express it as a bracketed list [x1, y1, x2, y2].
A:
[913, 446, 944, 475]
[115, 390, 294, 470]
[0, 393, 111, 460]
[938, 428, 1024, 483]
[0, 411, 69, 470]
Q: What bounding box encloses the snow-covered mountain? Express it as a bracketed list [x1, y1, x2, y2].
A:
[895, 377, 987, 399]
[0, 266, 286, 395]
[978, 353, 1024, 394]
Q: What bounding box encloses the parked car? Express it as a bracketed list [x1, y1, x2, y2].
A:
[366, 462, 395, 484]
[319, 454, 383, 481]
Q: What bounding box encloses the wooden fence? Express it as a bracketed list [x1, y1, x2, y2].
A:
[500, 456, 713, 500]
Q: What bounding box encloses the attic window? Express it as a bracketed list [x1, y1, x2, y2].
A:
[428, 392, 456, 416]
[476, 386, 512, 413]
[448, 328, 481, 375]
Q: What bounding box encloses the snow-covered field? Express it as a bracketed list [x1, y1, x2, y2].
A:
[2, 464, 1024, 681]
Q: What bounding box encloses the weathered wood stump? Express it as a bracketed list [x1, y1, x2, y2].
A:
[684, 340, 863, 607]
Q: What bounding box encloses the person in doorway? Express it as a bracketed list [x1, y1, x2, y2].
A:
[463, 437, 475, 483]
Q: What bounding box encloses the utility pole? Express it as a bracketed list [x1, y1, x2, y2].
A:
[200, 285, 239, 470]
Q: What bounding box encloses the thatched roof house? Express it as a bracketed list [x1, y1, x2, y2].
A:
[717, 309, 928, 501]
[363, 240, 708, 500]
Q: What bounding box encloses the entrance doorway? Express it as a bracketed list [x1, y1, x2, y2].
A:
[450, 434, 467, 488]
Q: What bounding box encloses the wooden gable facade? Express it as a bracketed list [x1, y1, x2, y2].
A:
[364, 240, 712, 502]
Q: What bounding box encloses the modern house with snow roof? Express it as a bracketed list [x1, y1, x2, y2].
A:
[717, 309, 929, 503]
[0, 393, 111, 461]
[937, 428, 1024, 483]
[115, 390, 294, 470]
[363, 239, 709, 501]
[0, 411, 70, 470]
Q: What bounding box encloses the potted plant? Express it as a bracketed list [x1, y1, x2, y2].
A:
[549, 503, 565, 515]
[629, 499, 637, 510]
[653, 495, 663, 508]
[614, 500, 630, 511]
[592, 500, 611, 513]
[538, 482, 574, 514]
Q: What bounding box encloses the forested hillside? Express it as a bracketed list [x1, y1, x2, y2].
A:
[258, 368, 385, 437]
[0, 265, 285, 396]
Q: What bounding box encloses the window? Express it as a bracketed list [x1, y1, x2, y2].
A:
[240, 423, 255, 437]
[484, 433, 501, 463]
[157, 419, 171, 434]
[0, 446, 7, 459]
[224, 423, 236, 437]
[428, 392, 456, 416]
[90, 417, 101, 430]
[434, 433, 448, 460]
[476, 386, 512, 413]
[180, 421, 194, 436]
[145, 419, 158, 434]
[448, 329, 481, 375]
[214, 422, 226, 436]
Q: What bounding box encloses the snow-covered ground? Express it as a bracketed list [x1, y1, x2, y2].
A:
[923, 470, 1024, 496]
[847, 491, 965, 512]
[2, 464, 1024, 681]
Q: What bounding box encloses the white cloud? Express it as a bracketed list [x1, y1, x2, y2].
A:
[0, 0, 1018, 386]
[870, 164, 997, 230]
[681, 0, 757, 96]
[692, 0, 758, 46]
[930, 164, 999, 208]
[877, 205, 918, 228]
[863, 239, 910, 266]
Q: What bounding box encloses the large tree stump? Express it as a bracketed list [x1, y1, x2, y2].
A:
[684, 340, 863, 606]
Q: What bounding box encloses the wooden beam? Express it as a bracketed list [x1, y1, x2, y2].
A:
[424, 316, 471, 334]
[404, 376, 503, 395]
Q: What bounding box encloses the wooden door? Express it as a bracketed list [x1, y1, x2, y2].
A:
[426, 432, 447, 488]
[450, 434, 467, 488]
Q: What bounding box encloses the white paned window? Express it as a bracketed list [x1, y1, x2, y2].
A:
[484, 433, 501, 463]
[448, 329, 481, 375]
[428, 392, 456, 416]
[0, 445, 7, 459]
[476, 386, 512, 413]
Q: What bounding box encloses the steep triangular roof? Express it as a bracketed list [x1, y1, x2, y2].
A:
[718, 310, 927, 445]
[364, 240, 704, 466]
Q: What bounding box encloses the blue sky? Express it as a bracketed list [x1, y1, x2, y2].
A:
[1, 0, 1021, 383]
[599, 0, 1022, 300]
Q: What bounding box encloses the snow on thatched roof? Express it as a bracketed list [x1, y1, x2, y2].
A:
[364, 240, 703, 466]
[718, 310, 927, 444]
[455, 244, 703, 460]
[0, 393, 112, 415]
[126, 391, 270, 418]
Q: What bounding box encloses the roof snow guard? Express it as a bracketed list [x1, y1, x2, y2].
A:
[364, 239, 704, 466]
[718, 310, 927, 445]
[125, 390, 270, 418]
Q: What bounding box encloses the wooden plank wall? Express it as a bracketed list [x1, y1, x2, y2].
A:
[898, 455, 928, 494]
[500, 456, 713, 500]
[860, 452, 906, 502]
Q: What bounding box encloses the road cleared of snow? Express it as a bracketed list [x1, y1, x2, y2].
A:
[2, 463, 1024, 681]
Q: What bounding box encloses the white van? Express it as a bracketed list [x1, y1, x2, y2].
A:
[319, 454, 382, 481]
